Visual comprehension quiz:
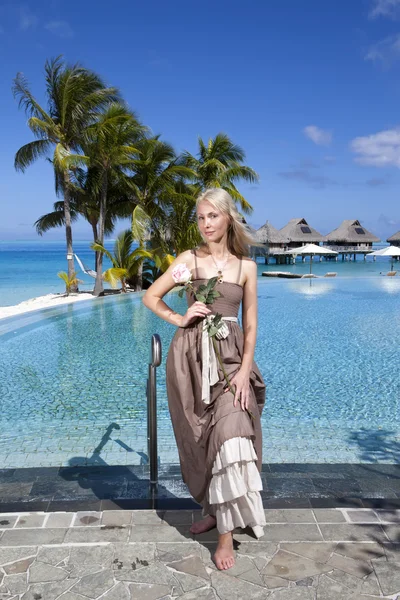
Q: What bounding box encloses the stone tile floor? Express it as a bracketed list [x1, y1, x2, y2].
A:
[0, 508, 399, 599]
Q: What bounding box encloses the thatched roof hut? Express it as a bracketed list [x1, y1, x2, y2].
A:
[279, 218, 323, 248]
[323, 220, 380, 246]
[387, 230, 400, 246]
[255, 221, 287, 245]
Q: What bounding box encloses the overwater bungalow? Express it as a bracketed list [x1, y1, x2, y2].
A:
[323, 220, 380, 261]
[387, 230, 400, 248]
[254, 221, 287, 262]
[279, 218, 323, 249]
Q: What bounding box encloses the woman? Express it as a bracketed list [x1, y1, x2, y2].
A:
[142, 188, 266, 571]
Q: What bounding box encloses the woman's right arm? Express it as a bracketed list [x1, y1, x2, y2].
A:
[142, 250, 211, 327]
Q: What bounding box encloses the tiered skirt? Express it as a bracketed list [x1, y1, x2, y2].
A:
[205, 436, 266, 537]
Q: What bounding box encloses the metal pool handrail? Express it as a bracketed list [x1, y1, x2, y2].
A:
[147, 333, 161, 497]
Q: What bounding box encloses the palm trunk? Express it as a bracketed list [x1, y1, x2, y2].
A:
[90, 220, 99, 271]
[93, 171, 107, 296]
[136, 261, 143, 292]
[63, 171, 78, 293]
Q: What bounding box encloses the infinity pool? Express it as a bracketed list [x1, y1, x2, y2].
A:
[0, 276, 399, 468]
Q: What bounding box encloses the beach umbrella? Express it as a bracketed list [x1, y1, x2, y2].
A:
[283, 243, 338, 274]
[367, 245, 400, 271]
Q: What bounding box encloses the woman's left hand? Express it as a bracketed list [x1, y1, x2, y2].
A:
[224, 369, 251, 412]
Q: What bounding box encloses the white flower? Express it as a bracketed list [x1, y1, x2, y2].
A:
[215, 321, 229, 340]
[171, 263, 192, 285]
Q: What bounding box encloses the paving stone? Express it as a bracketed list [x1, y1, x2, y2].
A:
[162, 510, 193, 525]
[345, 510, 380, 523]
[0, 528, 67, 546]
[20, 579, 78, 600]
[174, 570, 209, 592]
[377, 509, 400, 523]
[128, 582, 172, 600]
[334, 541, 385, 562]
[37, 546, 70, 566]
[0, 573, 27, 594]
[237, 567, 265, 586]
[65, 526, 129, 543]
[256, 524, 322, 542]
[236, 541, 278, 558]
[100, 582, 130, 599]
[326, 552, 372, 578]
[382, 525, 400, 542]
[69, 545, 114, 567]
[263, 510, 314, 523]
[45, 512, 74, 528]
[0, 516, 18, 529]
[16, 514, 46, 528]
[55, 594, 87, 600]
[117, 562, 177, 585]
[113, 543, 156, 572]
[29, 561, 68, 583]
[179, 589, 217, 600]
[253, 557, 269, 571]
[280, 542, 336, 563]
[0, 547, 37, 567]
[269, 589, 314, 599]
[312, 510, 346, 523]
[3, 556, 35, 574]
[211, 570, 270, 599]
[74, 511, 101, 526]
[68, 562, 110, 579]
[101, 511, 132, 527]
[166, 556, 209, 580]
[156, 542, 202, 562]
[383, 542, 400, 562]
[359, 571, 381, 596]
[262, 549, 332, 581]
[71, 569, 114, 598]
[316, 573, 355, 600]
[221, 555, 255, 578]
[319, 524, 387, 542]
[131, 510, 165, 525]
[325, 569, 361, 592]
[372, 560, 400, 596]
[130, 524, 191, 542]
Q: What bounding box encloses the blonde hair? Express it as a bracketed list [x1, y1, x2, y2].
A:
[196, 188, 258, 257]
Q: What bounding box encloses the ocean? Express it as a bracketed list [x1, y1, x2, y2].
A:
[0, 240, 395, 307]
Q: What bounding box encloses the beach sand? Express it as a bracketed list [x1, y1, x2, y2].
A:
[0, 292, 96, 320]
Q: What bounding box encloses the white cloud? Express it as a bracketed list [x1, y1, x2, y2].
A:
[369, 0, 400, 19]
[365, 33, 400, 66]
[350, 128, 400, 167]
[303, 125, 332, 146]
[19, 4, 38, 31]
[44, 20, 73, 38]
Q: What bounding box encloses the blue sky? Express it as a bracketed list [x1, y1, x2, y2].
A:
[1, 0, 400, 241]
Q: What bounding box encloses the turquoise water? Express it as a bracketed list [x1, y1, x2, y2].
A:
[0, 241, 396, 306]
[0, 276, 399, 468]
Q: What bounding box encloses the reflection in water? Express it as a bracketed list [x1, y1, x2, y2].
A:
[371, 277, 400, 295]
[291, 279, 334, 297]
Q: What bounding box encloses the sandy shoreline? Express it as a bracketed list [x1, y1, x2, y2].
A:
[0, 292, 96, 320]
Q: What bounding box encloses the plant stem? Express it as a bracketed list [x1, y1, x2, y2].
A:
[211, 336, 255, 421]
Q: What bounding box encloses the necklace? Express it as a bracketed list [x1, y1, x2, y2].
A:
[210, 252, 230, 282]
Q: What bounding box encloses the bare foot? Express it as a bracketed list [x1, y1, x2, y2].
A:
[190, 514, 216, 535]
[213, 532, 235, 570]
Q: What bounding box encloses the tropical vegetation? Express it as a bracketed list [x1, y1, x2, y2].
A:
[13, 56, 258, 294]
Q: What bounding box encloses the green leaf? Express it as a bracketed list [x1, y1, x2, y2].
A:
[178, 288, 185, 298]
[196, 294, 206, 303]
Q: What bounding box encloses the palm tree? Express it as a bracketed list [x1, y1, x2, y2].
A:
[128, 137, 195, 288]
[13, 56, 120, 291]
[91, 229, 152, 292]
[85, 104, 147, 295]
[180, 132, 258, 213]
[34, 168, 134, 271]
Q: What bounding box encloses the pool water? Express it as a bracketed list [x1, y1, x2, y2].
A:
[0, 276, 399, 468]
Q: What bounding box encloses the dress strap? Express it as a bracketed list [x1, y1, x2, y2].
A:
[192, 248, 199, 279]
[236, 256, 242, 284]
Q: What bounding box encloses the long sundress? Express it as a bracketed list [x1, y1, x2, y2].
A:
[166, 250, 267, 537]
